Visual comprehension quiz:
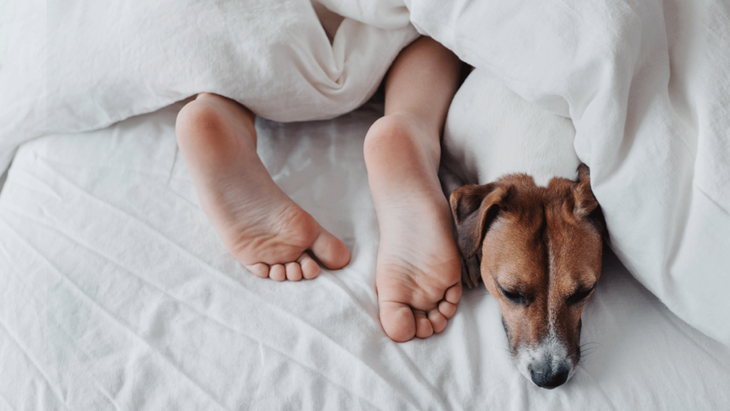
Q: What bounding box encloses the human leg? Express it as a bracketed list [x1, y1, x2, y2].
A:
[364, 37, 463, 341]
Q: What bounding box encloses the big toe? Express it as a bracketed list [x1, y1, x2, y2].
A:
[379, 301, 417, 342]
[311, 230, 351, 269]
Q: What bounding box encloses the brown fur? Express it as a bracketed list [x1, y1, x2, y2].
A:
[450, 164, 605, 385]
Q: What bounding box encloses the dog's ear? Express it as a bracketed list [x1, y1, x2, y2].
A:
[573, 164, 607, 235]
[450, 183, 509, 259]
[573, 164, 597, 217]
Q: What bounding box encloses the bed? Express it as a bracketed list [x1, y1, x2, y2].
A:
[2, 0, 730, 410]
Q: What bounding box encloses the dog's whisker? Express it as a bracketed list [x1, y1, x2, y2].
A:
[580, 349, 596, 357]
[580, 348, 600, 356]
[493, 344, 513, 356]
[580, 342, 602, 350]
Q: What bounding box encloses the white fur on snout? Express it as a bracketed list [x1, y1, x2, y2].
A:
[516, 329, 573, 387]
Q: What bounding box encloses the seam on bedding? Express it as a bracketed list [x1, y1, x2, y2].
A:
[695, 182, 730, 216]
[166, 145, 179, 187]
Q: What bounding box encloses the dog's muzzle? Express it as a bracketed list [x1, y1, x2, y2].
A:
[516, 332, 574, 389]
[529, 357, 571, 389]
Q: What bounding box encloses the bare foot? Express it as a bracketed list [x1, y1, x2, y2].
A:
[175, 93, 350, 280]
[364, 114, 463, 342]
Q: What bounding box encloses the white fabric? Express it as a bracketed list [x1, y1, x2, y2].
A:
[0, 0, 417, 174]
[3, 0, 728, 347]
[2, 0, 730, 407]
[1, 101, 729, 410]
[443, 69, 581, 187]
[407, 0, 730, 346]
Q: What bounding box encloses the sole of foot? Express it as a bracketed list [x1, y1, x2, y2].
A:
[364, 113, 463, 342]
[175, 93, 351, 281]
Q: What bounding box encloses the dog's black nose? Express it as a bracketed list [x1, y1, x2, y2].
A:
[530, 364, 570, 389]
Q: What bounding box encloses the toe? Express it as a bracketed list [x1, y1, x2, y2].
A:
[269, 264, 286, 282]
[379, 301, 417, 342]
[298, 254, 321, 280]
[245, 263, 270, 279]
[438, 300, 457, 319]
[428, 309, 448, 334]
[311, 230, 351, 270]
[415, 310, 434, 339]
[444, 282, 463, 304]
[285, 262, 303, 282]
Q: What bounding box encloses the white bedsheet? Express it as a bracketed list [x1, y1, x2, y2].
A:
[1, 101, 729, 410]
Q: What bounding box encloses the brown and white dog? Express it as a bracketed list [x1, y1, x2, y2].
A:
[441, 68, 606, 388]
[449, 165, 605, 389]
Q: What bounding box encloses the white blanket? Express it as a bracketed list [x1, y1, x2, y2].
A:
[0, 0, 416, 172]
[1, 101, 729, 410]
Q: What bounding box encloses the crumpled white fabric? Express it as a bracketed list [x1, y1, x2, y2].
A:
[0, 0, 417, 173]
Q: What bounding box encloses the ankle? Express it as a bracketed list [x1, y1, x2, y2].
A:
[364, 113, 441, 172]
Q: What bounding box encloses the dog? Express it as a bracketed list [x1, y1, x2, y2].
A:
[449, 165, 605, 389]
[441, 68, 606, 388]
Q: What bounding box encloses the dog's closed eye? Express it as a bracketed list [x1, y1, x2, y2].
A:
[497, 282, 530, 305]
[566, 285, 596, 305]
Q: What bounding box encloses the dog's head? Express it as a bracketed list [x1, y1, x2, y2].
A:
[450, 164, 605, 389]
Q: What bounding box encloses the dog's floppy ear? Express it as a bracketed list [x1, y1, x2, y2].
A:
[450, 183, 509, 259]
[572, 164, 607, 235]
[572, 163, 597, 217]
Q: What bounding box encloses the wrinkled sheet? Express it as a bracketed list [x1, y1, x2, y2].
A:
[1, 101, 729, 410]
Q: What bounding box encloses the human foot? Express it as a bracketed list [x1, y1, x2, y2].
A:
[175, 93, 350, 280]
[364, 114, 463, 342]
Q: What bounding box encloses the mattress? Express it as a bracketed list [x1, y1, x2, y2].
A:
[1, 99, 729, 410]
